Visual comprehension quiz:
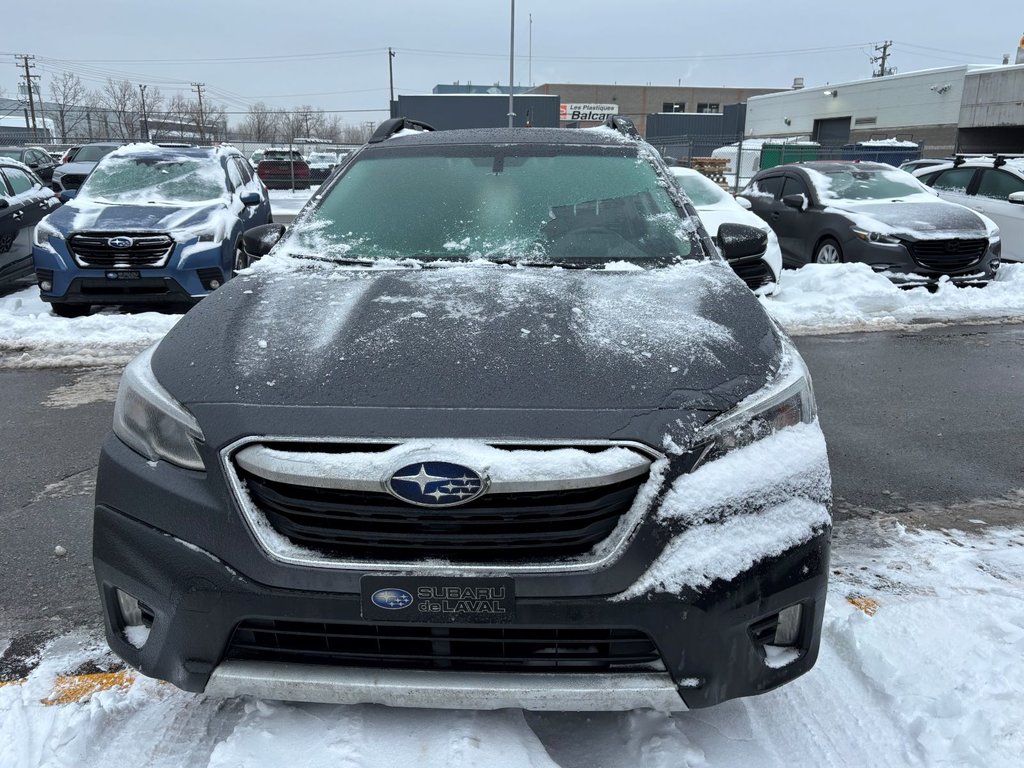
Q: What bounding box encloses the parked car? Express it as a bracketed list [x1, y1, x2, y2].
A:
[51, 142, 122, 195]
[0, 159, 60, 288]
[913, 156, 1024, 262]
[669, 166, 782, 294]
[898, 158, 950, 174]
[306, 151, 339, 183]
[256, 148, 310, 189]
[0, 146, 58, 184]
[33, 144, 271, 317]
[740, 161, 1002, 286]
[248, 149, 265, 166]
[93, 117, 832, 712]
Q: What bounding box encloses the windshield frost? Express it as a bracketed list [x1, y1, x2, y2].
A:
[79, 154, 227, 204]
[290, 151, 698, 265]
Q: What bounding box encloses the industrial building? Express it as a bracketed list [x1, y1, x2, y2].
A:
[527, 83, 784, 134]
[744, 64, 1024, 154]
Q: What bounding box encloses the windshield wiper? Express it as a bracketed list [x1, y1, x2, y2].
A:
[486, 257, 592, 269]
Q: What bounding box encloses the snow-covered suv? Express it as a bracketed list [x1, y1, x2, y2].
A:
[914, 156, 1024, 262]
[93, 117, 832, 712]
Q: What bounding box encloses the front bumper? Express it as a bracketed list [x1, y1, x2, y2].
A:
[32, 237, 229, 305]
[843, 236, 1000, 285]
[94, 431, 831, 711]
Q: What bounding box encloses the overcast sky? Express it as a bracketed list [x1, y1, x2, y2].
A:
[3, 0, 1020, 125]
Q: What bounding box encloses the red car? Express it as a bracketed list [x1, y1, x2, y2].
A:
[256, 149, 310, 190]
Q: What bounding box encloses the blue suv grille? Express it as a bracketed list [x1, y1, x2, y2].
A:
[68, 233, 174, 268]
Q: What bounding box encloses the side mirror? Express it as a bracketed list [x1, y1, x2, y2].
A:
[735, 196, 752, 210]
[243, 223, 286, 259]
[59, 189, 78, 203]
[0, 198, 9, 210]
[240, 191, 261, 207]
[717, 223, 768, 261]
[782, 193, 807, 210]
[1009, 191, 1024, 206]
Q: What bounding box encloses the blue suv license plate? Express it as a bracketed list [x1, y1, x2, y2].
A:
[361, 576, 515, 623]
[105, 270, 141, 280]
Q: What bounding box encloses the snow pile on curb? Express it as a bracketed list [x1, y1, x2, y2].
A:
[3, 520, 1022, 767]
[0, 288, 179, 368]
[764, 262, 1024, 335]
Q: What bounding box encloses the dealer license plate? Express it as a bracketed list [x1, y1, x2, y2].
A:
[361, 576, 515, 623]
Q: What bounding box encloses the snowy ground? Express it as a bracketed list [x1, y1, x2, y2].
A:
[3, 261, 1023, 369]
[2, 518, 1021, 767]
[267, 186, 318, 216]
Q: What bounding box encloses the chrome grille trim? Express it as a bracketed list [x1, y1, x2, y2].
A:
[221, 435, 666, 574]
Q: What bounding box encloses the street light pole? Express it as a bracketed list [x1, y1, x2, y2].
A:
[138, 84, 149, 141]
[388, 47, 396, 115]
[507, 0, 516, 128]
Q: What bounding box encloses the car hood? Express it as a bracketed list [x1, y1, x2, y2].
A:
[828, 199, 989, 240]
[153, 261, 781, 417]
[47, 199, 225, 234]
[54, 161, 98, 175]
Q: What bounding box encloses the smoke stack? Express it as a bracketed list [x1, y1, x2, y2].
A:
[792, 77, 805, 90]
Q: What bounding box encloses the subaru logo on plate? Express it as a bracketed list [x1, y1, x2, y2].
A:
[370, 588, 414, 610]
[108, 236, 134, 249]
[386, 462, 488, 507]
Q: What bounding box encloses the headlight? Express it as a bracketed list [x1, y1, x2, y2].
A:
[692, 350, 816, 468]
[113, 344, 206, 470]
[195, 231, 220, 243]
[851, 227, 901, 246]
[33, 221, 63, 248]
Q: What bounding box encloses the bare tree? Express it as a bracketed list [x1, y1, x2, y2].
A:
[49, 72, 88, 141]
[99, 79, 141, 139]
[339, 122, 375, 143]
[278, 109, 307, 142]
[238, 102, 279, 142]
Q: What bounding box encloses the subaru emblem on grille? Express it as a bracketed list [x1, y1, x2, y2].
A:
[108, 236, 134, 249]
[386, 461, 488, 507]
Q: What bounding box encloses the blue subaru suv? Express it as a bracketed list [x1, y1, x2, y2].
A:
[32, 144, 271, 317]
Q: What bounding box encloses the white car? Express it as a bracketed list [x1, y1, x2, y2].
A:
[670, 166, 782, 294]
[913, 157, 1024, 262]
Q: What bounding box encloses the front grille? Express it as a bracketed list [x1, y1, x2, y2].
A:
[61, 174, 87, 189]
[239, 470, 645, 563]
[226, 620, 661, 672]
[908, 238, 987, 272]
[68, 233, 174, 269]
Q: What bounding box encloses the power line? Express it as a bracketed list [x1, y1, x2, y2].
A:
[871, 41, 895, 78]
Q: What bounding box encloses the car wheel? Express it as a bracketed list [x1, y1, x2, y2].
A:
[232, 239, 249, 276]
[50, 302, 90, 318]
[814, 238, 843, 265]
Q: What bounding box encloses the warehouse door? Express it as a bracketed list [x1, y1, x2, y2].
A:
[813, 117, 851, 146]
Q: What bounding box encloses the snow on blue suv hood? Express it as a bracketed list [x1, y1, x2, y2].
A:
[46, 198, 227, 235]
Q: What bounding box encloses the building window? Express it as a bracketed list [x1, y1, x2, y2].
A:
[662, 102, 686, 113]
[697, 103, 720, 114]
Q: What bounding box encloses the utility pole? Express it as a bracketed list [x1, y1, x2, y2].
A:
[871, 41, 895, 78]
[138, 84, 149, 141]
[191, 82, 206, 143]
[507, 0, 516, 128]
[388, 48, 396, 114]
[15, 55, 38, 137]
[529, 13, 533, 88]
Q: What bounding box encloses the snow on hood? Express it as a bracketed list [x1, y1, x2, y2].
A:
[48, 198, 229, 237]
[154, 259, 779, 412]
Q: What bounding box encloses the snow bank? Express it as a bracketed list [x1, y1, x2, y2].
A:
[858, 138, 919, 147]
[0, 288, 180, 368]
[762, 262, 1024, 335]
[269, 187, 318, 215]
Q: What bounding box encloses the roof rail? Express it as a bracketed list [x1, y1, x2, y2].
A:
[954, 152, 1024, 168]
[368, 117, 435, 144]
[601, 116, 640, 138]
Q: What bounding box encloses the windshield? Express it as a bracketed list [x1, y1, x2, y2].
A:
[79, 154, 227, 204]
[821, 168, 925, 200]
[0, 149, 23, 161]
[671, 169, 732, 206]
[264, 150, 304, 161]
[75, 145, 118, 163]
[289, 148, 699, 266]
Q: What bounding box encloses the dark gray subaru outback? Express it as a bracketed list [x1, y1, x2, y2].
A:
[94, 118, 832, 711]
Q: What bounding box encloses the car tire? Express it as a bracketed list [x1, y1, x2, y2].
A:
[232, 239, 249, 276]
[814, 238, 844, 265]
[50, 302, 90, 318]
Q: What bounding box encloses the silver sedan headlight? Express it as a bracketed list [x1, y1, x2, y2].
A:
[113, 344, 206, 470]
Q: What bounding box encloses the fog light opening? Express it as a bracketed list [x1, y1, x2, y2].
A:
[116, 588, 154, 648]
[40, 280, 53, 291]
[773, 603, 803, 646]
[209, 279, 221, 289]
